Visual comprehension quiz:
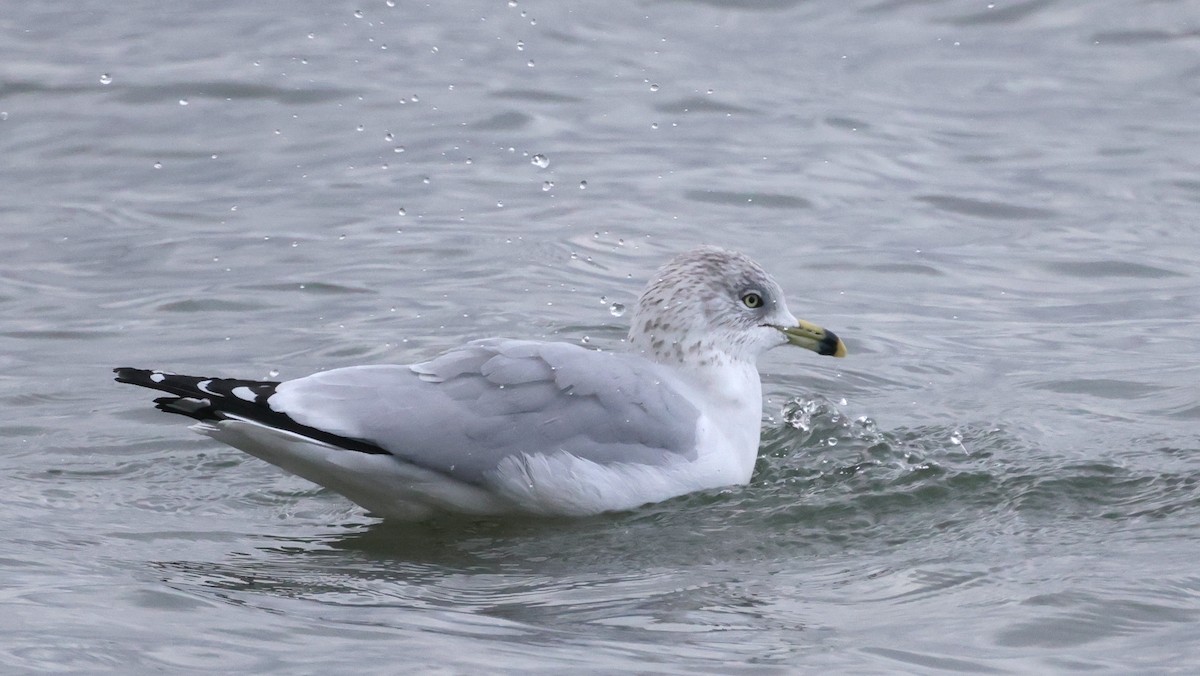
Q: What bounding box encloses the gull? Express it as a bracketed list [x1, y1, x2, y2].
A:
[115, 246, 846, 520]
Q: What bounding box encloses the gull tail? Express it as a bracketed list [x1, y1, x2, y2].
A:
[113, 367, 504, 519]
[112, 367, 391, 456]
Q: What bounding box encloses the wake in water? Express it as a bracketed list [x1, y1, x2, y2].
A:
[751, 395, 1200, 543]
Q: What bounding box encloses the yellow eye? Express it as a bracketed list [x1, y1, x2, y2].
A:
[742, 292, 764, 309]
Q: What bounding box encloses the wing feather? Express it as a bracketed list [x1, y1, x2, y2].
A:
[269, 339, 700, 484]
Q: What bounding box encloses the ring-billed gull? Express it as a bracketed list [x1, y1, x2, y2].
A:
[115, 247, 846, 519]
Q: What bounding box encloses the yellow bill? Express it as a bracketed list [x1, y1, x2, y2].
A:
[778, 319, 847, 358]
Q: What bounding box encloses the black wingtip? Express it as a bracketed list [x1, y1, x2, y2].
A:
[153, 396, 214, 420]
[115, 366, 393, 456]
[114, 366, 152, 385]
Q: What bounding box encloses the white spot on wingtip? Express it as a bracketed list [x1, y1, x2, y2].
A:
[149, 373, 166, 383]
[231, 386, 257, 402]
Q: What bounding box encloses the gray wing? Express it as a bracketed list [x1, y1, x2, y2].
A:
[267, 339, 700, 484]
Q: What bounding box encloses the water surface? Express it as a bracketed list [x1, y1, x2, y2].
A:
[2, 0, 1198, 672]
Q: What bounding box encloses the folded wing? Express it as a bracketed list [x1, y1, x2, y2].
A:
[119, 339, 701, 486]
[270, 339, 701, 484]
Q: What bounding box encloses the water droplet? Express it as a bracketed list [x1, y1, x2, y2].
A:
[384, 132, 394, 142]
[649, 83, 659, 92]
[531, 154, 549, 168]
[410, 94, 419, 103]
[99, 73, 112, 85]
[307, 32, 315, 39]
[394, 146, 405, 153]
[422, 176, 430, 184]
[386, 0, 396, 6]
[464, 157, 473, 165]
[610, 302, 626, 317]
[178, 98, 189, 106]
[579, 180, 588, 189]
[650, 122, 659, 129]
[356, 124, 364, 132]
[152, 161, 162, 169]
[827, 437, 838, 446]
[527, 59, 535, 67]
[398, 207, 406, 216]
[542, 180, 554, 191]
[268, 369, 280, 378]
[0, 112, 7, 121]
[496, 201, 504, 208]
[516, 41, 525, 51]
[353, 9, 364, 18]
[508, 0, 517, 6]
[580, 336, 590, 344]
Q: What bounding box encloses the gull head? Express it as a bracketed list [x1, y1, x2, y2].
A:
[628, 246, 846, 366]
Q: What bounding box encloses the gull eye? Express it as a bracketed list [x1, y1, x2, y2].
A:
[741, 291, 764, 309]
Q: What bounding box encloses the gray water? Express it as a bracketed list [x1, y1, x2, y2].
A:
[3, 0, 1199, 672]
